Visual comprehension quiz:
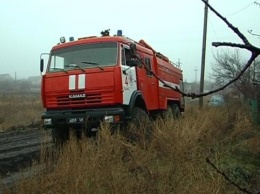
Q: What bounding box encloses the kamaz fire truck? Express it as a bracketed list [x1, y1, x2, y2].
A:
[40, 30, 184, 142]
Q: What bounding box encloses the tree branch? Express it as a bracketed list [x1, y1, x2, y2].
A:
[254, 1, 260, 7]
[201, 0, 251, 46]
[206, 157, 254, 194]
[213, 42, 260, 53]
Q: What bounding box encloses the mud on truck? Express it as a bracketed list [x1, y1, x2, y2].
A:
[40, 30, 184, 143]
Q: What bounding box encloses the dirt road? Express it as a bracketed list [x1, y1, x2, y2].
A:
[0, 127, 52, 188]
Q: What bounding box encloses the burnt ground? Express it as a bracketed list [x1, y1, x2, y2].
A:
[0, 127, 52, 189]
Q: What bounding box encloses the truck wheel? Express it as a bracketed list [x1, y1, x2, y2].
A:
[172, 104, 181, 119]
[163, 105, 174, 119]
[127, 107, 152, 142]
[52, 127, 69, 147]
[163, 104, 180, 119]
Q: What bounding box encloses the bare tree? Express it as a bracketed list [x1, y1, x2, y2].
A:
[212, 50, 260, 100]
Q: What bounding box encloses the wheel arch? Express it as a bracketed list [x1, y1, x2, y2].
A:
[166, 99, 181, 109]
[127, 91, 147, 116]
[169, 99, 182, 113]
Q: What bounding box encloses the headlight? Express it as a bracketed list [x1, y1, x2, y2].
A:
[104, 115, 120, 123]
[104, 116, 114, 123]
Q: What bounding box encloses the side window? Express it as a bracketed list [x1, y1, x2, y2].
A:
[121, 48, 126, 66]
[145, 58, 152, 76]
[49, 56, 64, 71]
[121, 47, 131, 66]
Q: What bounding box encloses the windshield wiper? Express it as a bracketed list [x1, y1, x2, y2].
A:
[51, 68, 68, 74]
[68, 64, 85, 72]
[81, 61, 104, 70]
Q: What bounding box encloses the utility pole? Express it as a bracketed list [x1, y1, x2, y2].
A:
[199, 0, 209, 108]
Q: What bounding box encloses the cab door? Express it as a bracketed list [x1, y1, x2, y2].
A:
[120, 45, 138, 105]
[136, 54, 158, 110]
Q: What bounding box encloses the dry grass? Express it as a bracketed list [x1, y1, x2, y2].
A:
[0, 93, 43, 132]
[2, 102, 260, 194]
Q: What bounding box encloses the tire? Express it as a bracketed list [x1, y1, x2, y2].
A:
[163, 105, 174, 119]
[163, 104, 180, 119]
[127, 107, 152, 142]
[51, 127, 69, 147]
[172, 104, 181, 119]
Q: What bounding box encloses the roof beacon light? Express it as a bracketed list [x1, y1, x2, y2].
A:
[60, 37, 66, 43]
[69, 37, 74, 41]
[117, 30, 122, 36]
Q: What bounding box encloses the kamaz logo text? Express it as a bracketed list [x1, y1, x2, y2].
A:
[69, 74, 85, 90]
[69, 94, 86, 99]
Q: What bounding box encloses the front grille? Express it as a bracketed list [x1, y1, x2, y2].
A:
[57, 93, 102, 106]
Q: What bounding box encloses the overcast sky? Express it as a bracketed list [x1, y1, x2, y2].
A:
[1, 0, 259, 82]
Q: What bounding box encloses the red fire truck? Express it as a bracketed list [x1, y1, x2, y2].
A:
[40, 30, 184, 142]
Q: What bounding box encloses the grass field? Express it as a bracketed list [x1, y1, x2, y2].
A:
[1, 94, 260, 193]
[0, 93, 43, 132]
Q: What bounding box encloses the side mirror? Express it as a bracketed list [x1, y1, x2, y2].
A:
[129, 43, 137, 57]
[129, 58, 142, 67]
[40, 53, 50, 73]
[40, 59, 44, 73]
[129, 43, 142, 68]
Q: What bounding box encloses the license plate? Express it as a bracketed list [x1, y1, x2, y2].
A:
[67, 118, 84, 124]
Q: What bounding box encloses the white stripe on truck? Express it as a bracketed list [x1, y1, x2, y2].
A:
[69, 75, 76, 90]
[78, 74, 85, 89]
[69, 74, 85, 90]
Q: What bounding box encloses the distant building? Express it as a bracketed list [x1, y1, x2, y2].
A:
[0, 74, 13, 93]
[28, 76, 41, 85]
[27, 76, 41, 92]
[0, 74, 12, 81]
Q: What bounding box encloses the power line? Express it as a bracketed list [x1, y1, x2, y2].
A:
[248, 30, 260, 37]
[226, 2, 254, 17]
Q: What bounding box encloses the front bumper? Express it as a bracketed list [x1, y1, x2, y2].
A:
[41, 107, 126, 129]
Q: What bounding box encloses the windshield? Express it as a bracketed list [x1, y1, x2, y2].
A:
[48, 42, 118, 72]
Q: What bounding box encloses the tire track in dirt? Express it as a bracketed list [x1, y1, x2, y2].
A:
[0, 128, 52, 176]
